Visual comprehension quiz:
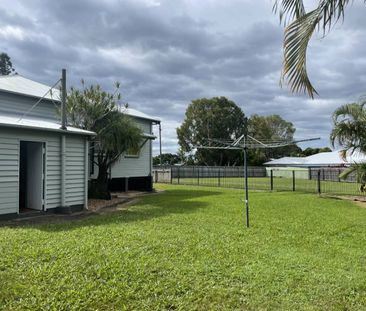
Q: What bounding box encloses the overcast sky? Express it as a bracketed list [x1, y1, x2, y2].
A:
[1, 0, 366, 154]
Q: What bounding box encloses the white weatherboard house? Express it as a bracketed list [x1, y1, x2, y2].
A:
[90, 108, 161, 192]
[0, 75, 94, 218]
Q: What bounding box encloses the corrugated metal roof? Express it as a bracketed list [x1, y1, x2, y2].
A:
[264, 156, 307, 166]
[0, 75, 60, 101]
[0, 115, 95, 136]
[0, 76, 161, 122]
[119, 107, 161, 123]
[265, 151, 366, 167]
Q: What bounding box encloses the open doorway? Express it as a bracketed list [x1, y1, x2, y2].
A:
[19, 141, 45, 213]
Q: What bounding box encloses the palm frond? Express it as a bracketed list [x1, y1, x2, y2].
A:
[279, 0, 358, 97]
[330, 101, 366, 153]
[273, 0, 306, 25]
[282, 9, 320, 97]
[339, 165, 356, 180]
[319, 0, 351, 32]
[339, 163, 366, 184]
[332, 102, 366, 123]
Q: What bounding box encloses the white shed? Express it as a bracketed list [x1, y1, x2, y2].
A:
[0, 75, 94, 218]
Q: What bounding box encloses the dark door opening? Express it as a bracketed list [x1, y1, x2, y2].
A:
[19, 141, 45, 212]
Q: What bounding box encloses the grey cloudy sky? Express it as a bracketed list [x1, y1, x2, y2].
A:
[1, 0, 366, 154]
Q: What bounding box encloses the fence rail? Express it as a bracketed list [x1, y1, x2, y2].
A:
[153, 166, 363, 196]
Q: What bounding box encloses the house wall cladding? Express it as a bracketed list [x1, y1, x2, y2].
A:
[65, 136, 86, 206]
[111, 138, 151, 178]
[111, 118, 152, 178]
[133, 117, 151, 133]
[91, 117, 153, 179]
[0, 92, 59, 120]
[0, 127, 87, 215]
[0, 136, 19, 215]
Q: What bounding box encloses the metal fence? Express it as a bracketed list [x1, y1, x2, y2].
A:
[153, 166, 364, 196]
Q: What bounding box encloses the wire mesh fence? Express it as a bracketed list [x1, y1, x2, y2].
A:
[153, 166, 365, 196]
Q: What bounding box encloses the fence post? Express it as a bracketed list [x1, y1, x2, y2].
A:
[178, 167, 180, 184]
[270, 169, 273, 191]
[218, 168, 221, 187]
[170, 168, 173, 184]
[197, 167, 200, 185]
[317, 170, 321, 194]
[292, 170, 295, 191]
[338, 169, 341, 182]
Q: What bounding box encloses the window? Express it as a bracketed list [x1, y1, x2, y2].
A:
[125, 146, 140, 158]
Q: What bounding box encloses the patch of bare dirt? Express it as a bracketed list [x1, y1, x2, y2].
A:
[322, 194, 366, 208]
[88, 197, 129, 212]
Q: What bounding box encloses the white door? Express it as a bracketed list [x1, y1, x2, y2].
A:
[26, 142, 44, 210]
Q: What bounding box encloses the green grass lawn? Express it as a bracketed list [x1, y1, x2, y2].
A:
[1, 184, 366, 310]
[171, 176, 365, 196]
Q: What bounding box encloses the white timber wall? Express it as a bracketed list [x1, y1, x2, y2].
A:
[0, 127, 88, 215]
[91, 117, 154, 179]
[111, 118, 152, 178]
[0, 135, 19, 215]
[65, 136, 87, 206]
[0, 92, 59, 121]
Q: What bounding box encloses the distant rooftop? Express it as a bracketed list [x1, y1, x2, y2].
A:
[265, 151, 366, 167]
[0, 75, 60, 101]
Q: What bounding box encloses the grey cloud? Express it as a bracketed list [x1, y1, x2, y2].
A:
[1, 0, 365, 154]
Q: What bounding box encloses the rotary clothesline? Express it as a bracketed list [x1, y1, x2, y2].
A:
[196, 130, 320, 228]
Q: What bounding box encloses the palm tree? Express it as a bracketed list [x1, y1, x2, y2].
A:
[330, 100, 366, 187]
[66, 82, 142, 199]
[274, 0, 361, 98]
[330, 100, 366, 152]
[339, 163, 366, 191]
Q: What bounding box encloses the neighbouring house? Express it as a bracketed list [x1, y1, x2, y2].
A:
[90, 108, 161, 192]
[264, 150, 366, 180]
[264, 150, 366, 168]
[0, 75, 95, 218]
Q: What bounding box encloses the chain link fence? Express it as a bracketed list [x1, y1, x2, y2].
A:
[153, 166, 365, 196]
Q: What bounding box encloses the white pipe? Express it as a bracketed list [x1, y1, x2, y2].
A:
[84, 138, 89, 210]
[150, 123, 153, 175]
[61, 69, 67, 130]
[61, 135, 66, 207]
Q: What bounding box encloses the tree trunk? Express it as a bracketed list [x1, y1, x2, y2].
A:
[89, 163, 111, 200]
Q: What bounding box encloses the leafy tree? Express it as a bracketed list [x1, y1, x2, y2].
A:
[177, 97, 246, 166]
[248, 114, 297, 165]
[153, 153, 180, 166]
[300, 147, 332, 157]
[330, 100, 366, 183]
[274, 0, 359, 97]
[65, 81, 142, 199]
[0, 52, 15, 75]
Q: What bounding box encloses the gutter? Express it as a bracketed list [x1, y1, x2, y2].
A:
[0, 122, 95, 136]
